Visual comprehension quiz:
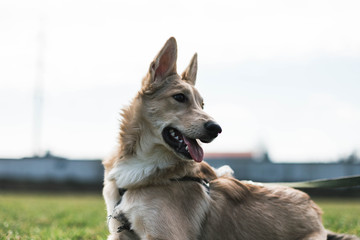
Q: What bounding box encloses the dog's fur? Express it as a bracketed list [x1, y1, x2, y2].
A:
[103, 37, 359, 240]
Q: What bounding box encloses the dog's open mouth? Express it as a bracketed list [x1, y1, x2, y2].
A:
[162, 127, 204, 163]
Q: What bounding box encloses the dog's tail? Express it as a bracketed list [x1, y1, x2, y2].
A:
[327, 230, 360, 240]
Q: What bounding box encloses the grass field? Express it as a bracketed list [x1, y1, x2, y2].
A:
[0, 193, 359, 239]
[0, 193, 108, 240]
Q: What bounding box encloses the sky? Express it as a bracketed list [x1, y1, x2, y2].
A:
[0, 0, 359, 162]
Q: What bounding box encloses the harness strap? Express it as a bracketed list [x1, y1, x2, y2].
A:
[170, 176, 210, 193]
[118, 188, 127, 197]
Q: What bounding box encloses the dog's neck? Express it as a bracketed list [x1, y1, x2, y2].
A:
[108, 153, 195, 189]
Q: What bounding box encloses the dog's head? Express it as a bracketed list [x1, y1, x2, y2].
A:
[132, 37, 221, 163]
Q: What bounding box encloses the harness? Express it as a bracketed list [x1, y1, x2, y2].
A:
[108, 176, 210, 233]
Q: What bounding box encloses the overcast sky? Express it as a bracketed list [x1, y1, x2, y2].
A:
[1, 0, 359, 162]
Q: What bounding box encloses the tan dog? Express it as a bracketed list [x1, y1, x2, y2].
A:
[103, 37, 358, 240]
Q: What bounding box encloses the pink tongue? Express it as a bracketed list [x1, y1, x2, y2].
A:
[183, 137, 204, 163]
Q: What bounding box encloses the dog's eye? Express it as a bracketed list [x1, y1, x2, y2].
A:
[201, 102, 204, 109]
[173, 94, 186, 103]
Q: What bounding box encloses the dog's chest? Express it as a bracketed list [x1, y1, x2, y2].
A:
[116, 182, 211, 239]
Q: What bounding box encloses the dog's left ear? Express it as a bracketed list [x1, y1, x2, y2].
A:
[144, 37, 178, 89]
[181, 53, 198, 85]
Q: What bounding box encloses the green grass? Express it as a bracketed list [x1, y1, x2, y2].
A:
[0, 193, 359, 239]
[313, 198, 360, 236]
[0, 193, 108, 240]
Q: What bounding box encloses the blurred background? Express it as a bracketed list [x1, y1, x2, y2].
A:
[1, 1, 360, 238]
[1, 0, 360, 191]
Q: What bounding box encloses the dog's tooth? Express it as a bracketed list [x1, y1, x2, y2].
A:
[174, 136, 179, 140]
[185, 146, 188, 151]
[170, 131, 175, 137]
[179, 140, 183, 143]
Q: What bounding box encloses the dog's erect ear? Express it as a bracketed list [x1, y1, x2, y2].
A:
[181, 53, 198, 85]
[147, 37, 177, 86]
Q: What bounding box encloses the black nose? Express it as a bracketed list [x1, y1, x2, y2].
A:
[204, 121, 222, 136]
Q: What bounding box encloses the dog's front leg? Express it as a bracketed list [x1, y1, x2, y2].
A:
[106, 231, 139, 240]
[108, 210, 140, 240]
[118, 231, 140, 240]
[109, 202, 140, 240]
[107, 217, 140, 240]
[103, 179, 140, 240]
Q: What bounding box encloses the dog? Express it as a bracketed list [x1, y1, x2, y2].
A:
[102, 37, 359, 240]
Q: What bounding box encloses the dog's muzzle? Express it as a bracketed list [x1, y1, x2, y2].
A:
[161, 121, 222, 163]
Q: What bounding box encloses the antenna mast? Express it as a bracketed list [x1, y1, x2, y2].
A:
[32, 15, 45, 157]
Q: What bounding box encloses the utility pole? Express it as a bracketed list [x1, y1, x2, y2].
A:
[32, 15, 45, 157]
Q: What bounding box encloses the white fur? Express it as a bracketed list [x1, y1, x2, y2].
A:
[242, 180, 264, 187]
[108, 150, 176, 189]
[213, 165, 234, 177]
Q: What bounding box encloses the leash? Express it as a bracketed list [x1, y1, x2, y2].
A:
[263, 175, 360, 189]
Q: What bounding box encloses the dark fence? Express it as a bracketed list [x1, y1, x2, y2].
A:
[1, 157, 359, 195]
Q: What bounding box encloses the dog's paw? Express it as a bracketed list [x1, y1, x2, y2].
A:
[214, 165, 234, 177]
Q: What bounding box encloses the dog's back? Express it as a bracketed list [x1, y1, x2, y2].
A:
[202, 178, 326, 240]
